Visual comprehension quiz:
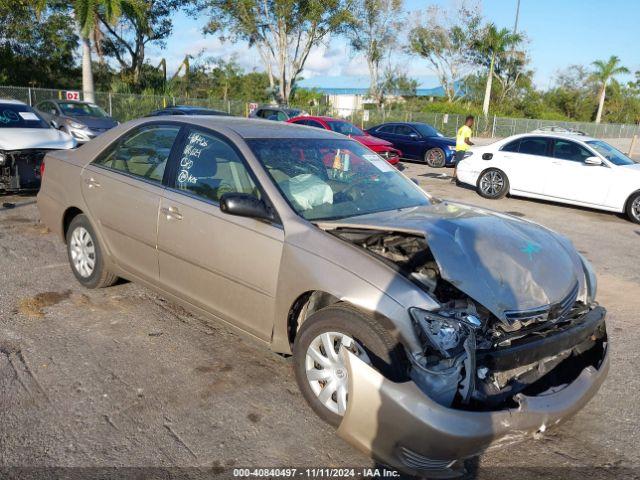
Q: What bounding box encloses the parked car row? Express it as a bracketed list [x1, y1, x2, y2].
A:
[37, 115, 608, 477]
[2, 97, 639, 226]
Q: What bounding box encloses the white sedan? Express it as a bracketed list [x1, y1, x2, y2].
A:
[456, 132, 640, 223]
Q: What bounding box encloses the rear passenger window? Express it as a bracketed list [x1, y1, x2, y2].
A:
[93, 125, 180, 183]
[173, 129, 259, 203]
[378, 125, 396, 134]
[518, 137, 549, 156]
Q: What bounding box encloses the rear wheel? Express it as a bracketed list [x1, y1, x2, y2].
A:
[626, 192, 640, 224]
[424, 148, 446, 168]
[66, 214, 118, 288]
[293, 304, 406, 427]
[477, 168, 509, 199]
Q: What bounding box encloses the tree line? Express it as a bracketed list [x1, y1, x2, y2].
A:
[2, 0, 638, 124]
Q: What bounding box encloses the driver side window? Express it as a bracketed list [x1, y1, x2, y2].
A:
[552, 139, 592, 163]
[93, 125, 181, 183]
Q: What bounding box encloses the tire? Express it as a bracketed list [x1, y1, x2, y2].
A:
[424, 147, 446, 168]
[626, 191, 640, 224]
[293, 304, 407, 427]
[476, 168, 509, 199]
[66, 214, 118, 288]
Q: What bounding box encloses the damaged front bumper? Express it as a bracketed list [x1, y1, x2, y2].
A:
[337, 310, 609, 478]
[0, 149, 49, 192]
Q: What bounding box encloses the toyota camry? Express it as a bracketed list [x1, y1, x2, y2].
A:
[37, 117, 608, 477]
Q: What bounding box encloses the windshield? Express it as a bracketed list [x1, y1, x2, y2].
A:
[59, 102, 109, 118]
[248, 138, 430, 221]
[0, 104, 49, 129]
[414, 123, 444, 138]
[586, 140, 636, 166]
[325, 121, 365, 136]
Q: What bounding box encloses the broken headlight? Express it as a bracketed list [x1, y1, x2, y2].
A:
[409, 308, 480, 358]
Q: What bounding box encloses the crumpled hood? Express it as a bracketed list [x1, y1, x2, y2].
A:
[0, 128, 76, 150]
[322, 202, 585, 320]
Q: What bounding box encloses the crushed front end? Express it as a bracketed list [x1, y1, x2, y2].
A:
[0, 149, 50, 192]
[330, 227, 608, 477]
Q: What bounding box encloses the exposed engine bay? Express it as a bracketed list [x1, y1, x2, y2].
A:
[0, 149, 48, 192]
[328, 227, 608, 411]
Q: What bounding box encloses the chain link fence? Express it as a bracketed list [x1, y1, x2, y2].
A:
[2, 84, 639, 139]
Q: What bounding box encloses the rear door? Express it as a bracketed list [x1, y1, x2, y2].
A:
[544, 138, 614, 206]
[497, 136, 553, 194]
[81, 123, 182, 282]
[156, 127, 284, 340]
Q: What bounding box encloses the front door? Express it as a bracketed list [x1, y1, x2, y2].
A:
[80, 123, 182, 282]
[393, 124, 421, 158]
[543, 138, 614, 206]
[157, 127, 284, 340]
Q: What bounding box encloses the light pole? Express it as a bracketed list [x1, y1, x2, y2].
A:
[513, 0, 521, 35]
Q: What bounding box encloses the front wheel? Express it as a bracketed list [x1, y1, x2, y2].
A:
[293, 304, 406, 427]
[626, 192, 640, 224]
[477, 168, 509, 199]
[424, 148, 446, 168]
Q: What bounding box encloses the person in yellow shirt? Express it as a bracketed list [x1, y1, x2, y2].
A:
[454, 115, 474, 180]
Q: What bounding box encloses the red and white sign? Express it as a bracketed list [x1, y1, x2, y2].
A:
[248, 102, 258, 114]
[65, 91, 80, 101]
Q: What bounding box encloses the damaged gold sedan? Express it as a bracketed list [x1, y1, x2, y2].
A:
[37, 117, 608, 477]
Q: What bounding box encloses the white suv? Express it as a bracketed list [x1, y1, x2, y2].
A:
[456, 133, 640, 223]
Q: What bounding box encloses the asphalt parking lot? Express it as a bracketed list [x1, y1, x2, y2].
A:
[1, 160, 639, 478]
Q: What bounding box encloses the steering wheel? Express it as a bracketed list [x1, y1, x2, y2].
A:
[339, 175, 375, 201]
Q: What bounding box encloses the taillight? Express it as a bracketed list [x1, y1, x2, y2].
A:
[40, 159, 45, 177]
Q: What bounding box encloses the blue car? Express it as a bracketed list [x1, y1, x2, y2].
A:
[367, 122, 457, 168]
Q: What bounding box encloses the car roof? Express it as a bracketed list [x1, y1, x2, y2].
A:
[258, 106, 301, 113]
[506, 132, 597, 143]
[51, 99, 92, 105]
[142, 116, 344, 139]
[0, 99, 28, 106]
[167, 105, 218, 111]
[291, 115, 351, 123]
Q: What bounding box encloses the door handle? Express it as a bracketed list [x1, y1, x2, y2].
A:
[160, 206, 183, 221]
[84, 177, 101, 188]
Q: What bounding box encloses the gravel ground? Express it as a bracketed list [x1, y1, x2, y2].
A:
[1, 162, 639, 479]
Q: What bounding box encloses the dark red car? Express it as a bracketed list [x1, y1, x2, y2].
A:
[287, 116, 401, 166]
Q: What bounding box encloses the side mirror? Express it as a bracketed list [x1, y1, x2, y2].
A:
[50, 109, 57, 116]
[584, 156, 603, 166]
[220, 192, 274, 221]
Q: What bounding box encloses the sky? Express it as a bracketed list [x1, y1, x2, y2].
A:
[147, 0, 639, 90]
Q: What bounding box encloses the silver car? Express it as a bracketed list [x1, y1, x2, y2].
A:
[37, 117, 609, 476]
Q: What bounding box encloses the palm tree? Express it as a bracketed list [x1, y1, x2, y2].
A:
[475, 23, 522, 116]
[592, 56, 629, 124]
[37, 0, 126, 102]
